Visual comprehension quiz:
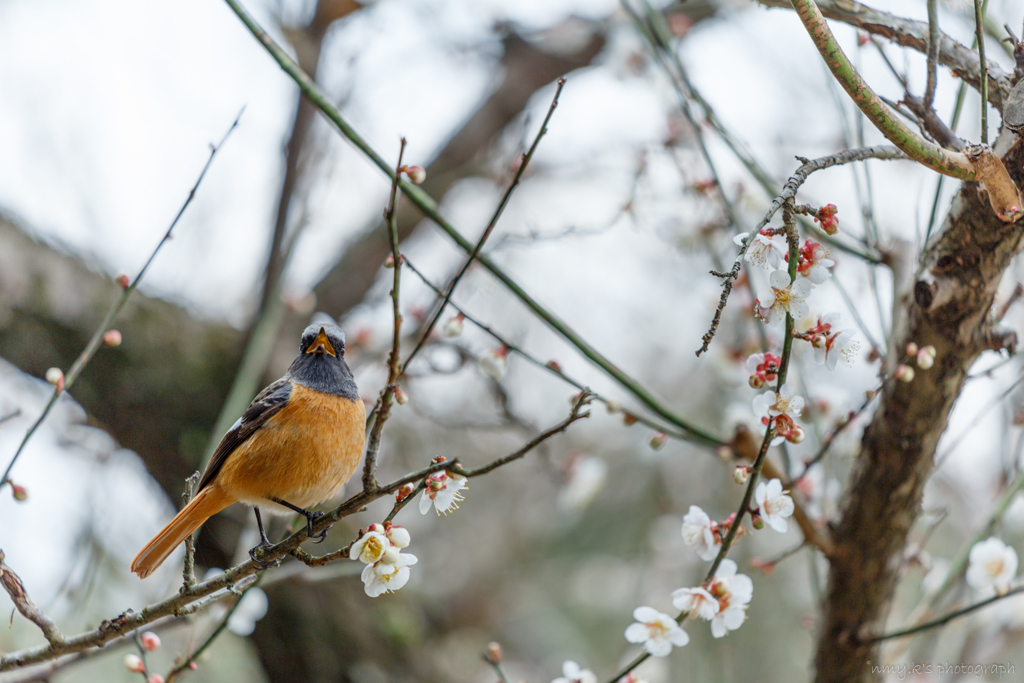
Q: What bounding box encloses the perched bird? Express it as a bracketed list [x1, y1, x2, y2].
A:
[131, 324, 365, 579]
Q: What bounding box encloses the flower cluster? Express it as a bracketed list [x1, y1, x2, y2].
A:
[746, 352, 781, 389]
[349, 522, 417, 597]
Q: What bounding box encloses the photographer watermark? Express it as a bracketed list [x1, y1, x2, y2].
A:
[867, 660, 1015, 679]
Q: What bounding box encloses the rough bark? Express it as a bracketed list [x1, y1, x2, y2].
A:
[814, 135, 1024, 682]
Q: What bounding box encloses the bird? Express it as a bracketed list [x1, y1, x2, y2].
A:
[131, 323, 365, 579]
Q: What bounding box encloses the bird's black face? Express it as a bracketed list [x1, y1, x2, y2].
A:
[299, 324, 346, 358]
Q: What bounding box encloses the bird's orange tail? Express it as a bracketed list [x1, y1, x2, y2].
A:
[131, 485, 234, 579]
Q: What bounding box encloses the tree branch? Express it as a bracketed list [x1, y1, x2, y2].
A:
[787, 0, 1022, 221]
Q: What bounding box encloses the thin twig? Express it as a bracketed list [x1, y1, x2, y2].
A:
[165, 576, 263, 682]
[0, 551, 64, 646]
[362, 140, 407, 492]
[221, 0, 722, 448]
[181, 472, 201, 591]
[924, 0, 940, 109]
[696, 146, 906, 356]
[452, 392, 591, 478]
[973, 0, 989, 144]
[401, 257, 699, 445]
[867, 584, 1024, 643]
[402, 78, 566, 370]
[0, 110, 243, 491]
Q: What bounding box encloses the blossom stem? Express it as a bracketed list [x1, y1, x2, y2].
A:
[363, 140, 408, 492]
[401, 78, 566, 370]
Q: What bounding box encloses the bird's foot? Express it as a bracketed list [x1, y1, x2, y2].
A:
[248, 540, 276, 569]
[305, 511, 331, 544]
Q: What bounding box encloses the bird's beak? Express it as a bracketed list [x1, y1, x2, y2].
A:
[305, 327, 337, 356]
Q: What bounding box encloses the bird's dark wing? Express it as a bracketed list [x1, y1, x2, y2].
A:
[197, 379, 293, 492]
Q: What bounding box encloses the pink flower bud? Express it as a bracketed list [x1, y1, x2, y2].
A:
[895, 364, 915, 383]
[917, 345, 936, 370]
[366, 523, 385, 535]
[116, 273, 131, 289]
[148, 675, 165, 683]
[649, 431, 667, 450]
[545, 360, 562, 373]
[733, 466, 751, 485]
[384, 254, 395, 268]
[787, 425, 805, 444]
[811, 334, 826, 349]
[857, 32, 870, 46]
[905, 342, 918, 357]
[605, 400, 621, 414]
[485, 641, 503, 665]
[189, 662, 198, 670]
[11, 483, 28, 502]
[124, 654, 146, 673]
[748, 373, 765, 389]
[395, 483, 415, 503]
[402, 165, 426, 185]
[140, 631, 161, 651]
[442, 314, 464, 337]
[394, 388, 409, 405]
[45, 367, 65, 392]
[103, 330, 122, 347]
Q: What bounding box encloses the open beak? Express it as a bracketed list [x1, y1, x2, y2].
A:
[305, 327, 337, 357]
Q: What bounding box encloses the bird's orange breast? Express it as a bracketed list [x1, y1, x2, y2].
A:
[215, 382, 366, 512]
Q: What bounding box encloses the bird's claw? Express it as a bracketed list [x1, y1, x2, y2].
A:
[306, 511, 331, 543]
[248, 541, 276, 569]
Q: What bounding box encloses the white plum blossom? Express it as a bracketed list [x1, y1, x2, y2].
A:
[966, 537, 1018, 594]
[808, 313, 860, 370]
[756, 270, 811, 326]
[734, 230, 787, 270]
[707, 559, 753, 638]
[671, 586, 720, 620]
[551, 661, 597, 683]
[558, 456, 608, 512]
[419, 472, 467, 515]
[754, 478, 795, 533]
[752, 384, 804, 419]
[349, 527, 389, 564]
[681, 505, 721, 561]
[623, 606, 690, 656]
[362, 552, 418, 597]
